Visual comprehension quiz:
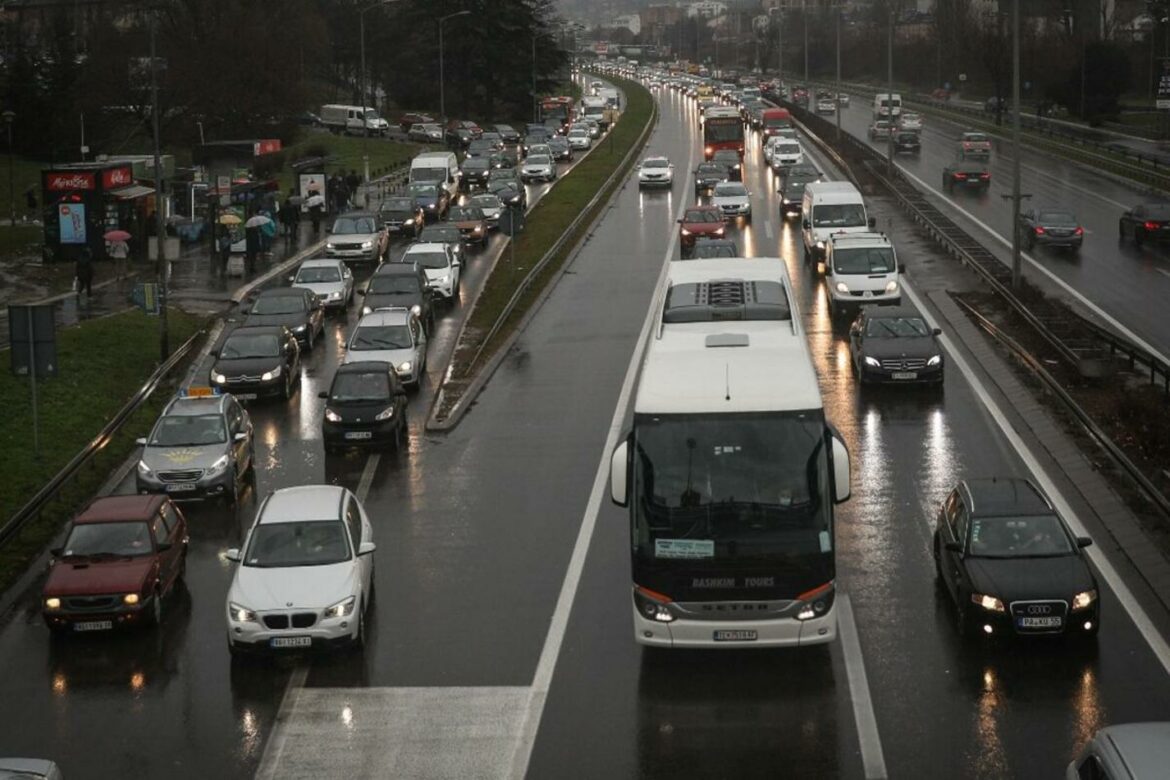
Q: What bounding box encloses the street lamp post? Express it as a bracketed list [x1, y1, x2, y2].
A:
[3, 110, 14, 228]
[1010, 0, 1023, 289]
[776, 12, 783, 85]
[803, 0, 809, 82]
[887, 10, 895, 171]
[835, 8, 842, 140]
[149, 15, 168, 361]
[359, 0, 399, 187]
[439, 10, 472, 127]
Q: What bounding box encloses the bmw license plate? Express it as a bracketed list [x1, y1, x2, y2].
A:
[1018, 617, 1062, 629]
[713, 630, 758, 642]
[345, 431, 373, 440]
[74, 620, 113, 632]
[165, 483, 197, 492]
[270, 636, 313, 649]
[891, 372, 918, 380]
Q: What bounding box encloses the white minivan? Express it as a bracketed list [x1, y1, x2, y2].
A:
[823, 232, 903, 322]
[320, 104, 390, 136]
[801, 180, 874, 266]
[409, 152, 460, 200]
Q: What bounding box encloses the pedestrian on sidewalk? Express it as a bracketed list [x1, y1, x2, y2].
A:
[107, 238, 130, 282]
[24, 187, 37, 223]
[75, 247, 94, 298]
[281, 193, 298, 238]
[309, 199, 324, 236]
[345, 169, 361, 208]
[216, 227, 232, 277]
[244, 222, 260, 275]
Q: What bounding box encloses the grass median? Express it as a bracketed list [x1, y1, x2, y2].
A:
[436, 75, 655, 419]
[278, 133, 424, 192]
[0, 308, 204, 593]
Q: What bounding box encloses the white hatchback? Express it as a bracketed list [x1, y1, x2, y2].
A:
[711, 181, 752, 221]
[290, 258, 354, 311]
[225, 485, 375, 656]
[402, 242, 461, 300]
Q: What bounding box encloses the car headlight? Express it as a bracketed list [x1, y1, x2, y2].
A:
[633, 588, 674, 623]
[863, 356, 881, 368]
[329, 291, 342, 299]
[404, 218, 414, 226]
[816, 241, 825, 249]
[45, 597, 61, 610]
[211, 372, 227, 384]
[260, 366, 282, 381]
[885, 281, 899, 294]
[361, 306, 372, 316]
[1072, 589, 1097, 611]
[323, 596, 356, 619]
[229, 602, 257, 623]
[206, 454, 230, 475]
[361, 241, 373, 249]
[971, 593, 1005, 613]
[375, 404, 397, 421]
[680, 228, 691, 236]
[123, 593, 140, 606]
[835, 282, 850, 294]
[326, 243, 337, 251]
[396, 361, 413, 375]
[713, 227, 725, 236]
[410, 304, 421, 316]
[473, 226, 482, 234]
[292, 325, 307, 333]
[426, 203, 436, 209]
[927, 355, 942, 366]
[324, 407, 341, 423]
[795, 583, 835, 620]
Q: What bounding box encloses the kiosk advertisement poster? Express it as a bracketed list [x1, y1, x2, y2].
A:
[58, 203, 87, 244]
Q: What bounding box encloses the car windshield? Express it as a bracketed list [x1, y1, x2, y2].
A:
[351, 324, 412, 350]
[368, 274, 419, 294]
[684, 209, 721, 223]
[812, 204, 866, 228]
[448, 208, 480, 221]
[244, 520, 351, 567]
[363, 109, 379, 121]
[151, 414, 226, 446]
[331, 217, 377, 234]
[409, 251, 450, 269]
[221, 332, 281, 359]
[714, 183, 747, 197]
[420, 227, 459, 243]
[63, 521, 153, 558]
[527, 155, 551, 165]
[1037, 211, 1078, 225]
[382, 198, 413, 212]
[832, 247, 895, 274]
[712, 152, 740, 166]
[295, 266, 341, 283]
[964, 133, 989, 143]
[463, 160, 488, 170]
[968, 514, 1074, 558]
[330, 371, 390, 402]
[643, 158, 670, 169]
[408, 183, 438, 196]
[697, 164, 723, 175]
[865, 316, 930, 338]
[471, 196, 500, 209]
[692, 242, 737, 258]
[250, 294, 306, 315]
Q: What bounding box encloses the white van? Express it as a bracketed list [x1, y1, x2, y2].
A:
[823, 232, 903, 322]
[320, 104, 390, 136]
[801, 181, 873, 266]
[873, 93, 902, 120]
[409, 152, 460, 200]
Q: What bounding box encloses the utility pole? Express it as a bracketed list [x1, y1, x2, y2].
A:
[1010, 0, 1022, 289]
[149, 15, 168, 361]
[835, 8, 842, 139]
[777, 12, 783, 85]
[887, 10, 895, 172]
[532, 36, 538, 123]
[803, 0, 809, 82]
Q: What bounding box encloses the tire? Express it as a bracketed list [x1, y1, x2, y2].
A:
[224, 469, 239, 506]
[283, 373, 293, 400]
[350, 607, 366, 651]
[1134, 228, 1144, 247]
[1118, 221, 1125, 242]
[306, 326, 315, 352]
[148, 589, 163, 628]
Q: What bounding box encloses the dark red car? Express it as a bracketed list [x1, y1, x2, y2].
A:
[447, 119, 483, 138]
[678, 205, 727, 252]
[398, 112, 435, 132]
[42, 495, 188, 635]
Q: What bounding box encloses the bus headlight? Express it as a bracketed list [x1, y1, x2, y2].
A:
[795, 582, 835, 620]
[633, 587, 675, 623]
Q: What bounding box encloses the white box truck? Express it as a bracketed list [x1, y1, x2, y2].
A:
[320, 104, 390, 136]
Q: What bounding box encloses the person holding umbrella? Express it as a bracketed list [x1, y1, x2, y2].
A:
[103, 229, 131, 283]
[306, 192, 325, 235]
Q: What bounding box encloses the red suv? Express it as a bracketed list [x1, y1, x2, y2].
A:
[678, 205, 727, 253]
[42, 495, 188, 635]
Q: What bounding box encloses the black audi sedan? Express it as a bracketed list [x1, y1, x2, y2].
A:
[242, 288, 324, 350]
[849, 306, 944, 385]
[933, 477, 1100, 641]
[210, 325, 301, 400]
[320, 361, 408, 452]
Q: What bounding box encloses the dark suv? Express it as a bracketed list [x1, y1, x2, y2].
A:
[378, 196, 424, 239]
[360, 262, 435, 332]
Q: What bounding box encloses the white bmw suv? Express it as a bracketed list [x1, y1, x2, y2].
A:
[224, 485, 375, 656]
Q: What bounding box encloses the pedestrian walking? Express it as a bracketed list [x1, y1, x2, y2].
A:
[24, 187, 37, 223]
[281, 193, 298, 238]
[216, 227, 232, 277]
[345, 169, 361, 208]
[309, 201, 324, 235]
[75, 247, 94, 297]
[244, 223, 261, 274]
[107, 238, 130, 282]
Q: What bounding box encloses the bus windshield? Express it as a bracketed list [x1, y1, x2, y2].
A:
[703, 120, 743, 144]
[631, 412, 832, 571]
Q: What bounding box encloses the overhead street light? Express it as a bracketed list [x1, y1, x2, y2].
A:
[439, 10, 472, 127]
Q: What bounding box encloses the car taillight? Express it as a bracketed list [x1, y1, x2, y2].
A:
[1145, 221, 1161, 231]
[980, 173, 991, 179]
[1034, 226, 1045, 235]
[1074, 227, 1084, 236]
[953, 173, 967, 179]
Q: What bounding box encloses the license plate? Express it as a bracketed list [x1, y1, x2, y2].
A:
[345, 431, 373, 440]
[235, 393, 257, 401]
[270, 636, 313, 649]
[713, 630, 758, 642]
[891, 372, 918, 380]
[1018, 617, 1062, 629]
[74, 620, 113, 632]
[165, 483, 197, 492]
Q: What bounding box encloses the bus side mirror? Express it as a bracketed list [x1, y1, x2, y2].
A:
[868, 216, 877, 229]
[831, 434, 851, 504]
[610, 439, 630, 507]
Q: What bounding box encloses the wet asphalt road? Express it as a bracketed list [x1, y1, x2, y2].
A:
[2, 84, 1170, 779]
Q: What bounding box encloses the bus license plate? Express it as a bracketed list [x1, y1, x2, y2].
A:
[74, 620, 113, 632]
[714, 630, 758, 642]
[1018, 617, 1062, 629]
[891, 372, 917, 380]
[270, 636, 313, 649]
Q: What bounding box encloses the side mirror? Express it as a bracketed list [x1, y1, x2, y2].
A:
[234, 432, 248, 442]
[802, 219, 810, 229]
[287, 274, 296, 282]
[209, 348, 219, 357]
[867, 216, 877, 229]
[50, 546, 62, 558]
[944, 541, 962, 553]
[898, 264, 906, 274]
[135, 437, 147, 446]
[318, 391, 329, 399]
[1077, 536, 1093, 548]
[358, 541, 377, 556]
[224, 548, 242, 562]
[831, 432, 851, 504]
[610, 438, 630, 507]
[677, 218, 684, 224]
[932, 327, 942, 336]
[452, 260, 461, 268]
[157, 541, 173, 552]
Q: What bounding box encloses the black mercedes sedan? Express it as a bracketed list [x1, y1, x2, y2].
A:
[320, 361, 408, 452]
[210, 325, 301, 400]
[848, 306, 944, 385]
[377, 196, 424, 239]
[242, 288, 324, 350]
[933, 477, 1100, 641]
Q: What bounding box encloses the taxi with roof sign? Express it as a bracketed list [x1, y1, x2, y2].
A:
[135, 388, 255, 504]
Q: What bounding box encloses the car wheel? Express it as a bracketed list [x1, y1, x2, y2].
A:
[283, 373, 293, 400]
[350, 607, 366, 651]
[306, 327, 315, 352]
[148, 589, 164, 628]
[224, 469, 239, 506]
[1134, 228, 1145, 247]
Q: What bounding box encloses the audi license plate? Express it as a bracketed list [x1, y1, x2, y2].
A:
[165, 483, 197, 493]
[891, 372, 918, 380]
[1018, 617, 1062, 629]
[74, 620, 113, 632]
[345, 431, 373, 440]
[713, 630, 758, 642]
[270, 636, 313, 649]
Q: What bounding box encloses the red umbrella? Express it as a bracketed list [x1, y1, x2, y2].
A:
[104, 229, 132, 241]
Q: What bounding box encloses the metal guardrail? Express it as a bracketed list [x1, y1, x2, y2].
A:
[466, 81, 659, 371]
[0, 329, 204, 551]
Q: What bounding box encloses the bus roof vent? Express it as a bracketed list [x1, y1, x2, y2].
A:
[705, 333, 749, 348]
[662, 280, 791, 324]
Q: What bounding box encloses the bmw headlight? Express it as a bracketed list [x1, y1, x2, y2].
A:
[885, 281, 899, 294]
[206, 454, 230, 475]
[864, 356, 881, 368]
[375, 405, 397, 421]
[229, 602, 257, 623]
[1072, 589, 1097, 611]
[323, 596, 356, 619]
[137, 460, 153, 476]
[324, 407, 341, 423]
[971, 593, 1005, 613]
[260, 366, 282, 381]
[927, 355, 942, 367]
[396, 361, 413, 375]
[835, 282, 850, 294]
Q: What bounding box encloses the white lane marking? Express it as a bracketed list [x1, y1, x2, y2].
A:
[895, 164, 1170, 368]
[507, 129, 699, 780]
[764, 220, 774, 239]
[902, 280, 1170, 678]
[356, 453, 381, 501]
[838, 595, 888, 780]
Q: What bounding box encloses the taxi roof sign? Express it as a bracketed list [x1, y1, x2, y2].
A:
[180, 386, 220, 398]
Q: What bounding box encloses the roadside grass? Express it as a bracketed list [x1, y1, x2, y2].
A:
[439, 75, 654, 411]
[0, 308, 204, 593]
[0, 224, 41, 258]
[279, 132, 424, 192]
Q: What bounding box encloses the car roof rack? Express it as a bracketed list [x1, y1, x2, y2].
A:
[662, 279, 791, 323]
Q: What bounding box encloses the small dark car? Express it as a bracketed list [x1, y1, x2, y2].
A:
[694, 161, 728, 195]
[779, 164, 822, 215]
[398, 112, 435, 132]
[445, 127, 474, 147]
[417, 223, 464, 265]
[849, 306, 943, 385]
[320, 361, 408, 452]
[488, 177, 526, 209]
[942, 157, 991, 193]
[547, 136, 574, 162]
[446, 205, 488, 246]
[522, 130, 551, 155]
[1118, 202, 1170, 246]
[689, 238, 740, 259]
[489, 150, 518, 170]
[460, 157, 491, 190]
[710, 149, 743, 181]
[447, 119, 482, 138]
[933, 477, 1100, 640]
[360, 262, 435, 332]
[407, 181, 450, 221]
[495, 124, 521, 143]
[465, 138, 495, 158]
[1019, 208, 1084, 251]
[892, 131, 921, 155]
[243, 288, 324, 349]
[210, 325, 302, 399]
[377, 196, 424, 239]
[42, 495, 188, 634]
